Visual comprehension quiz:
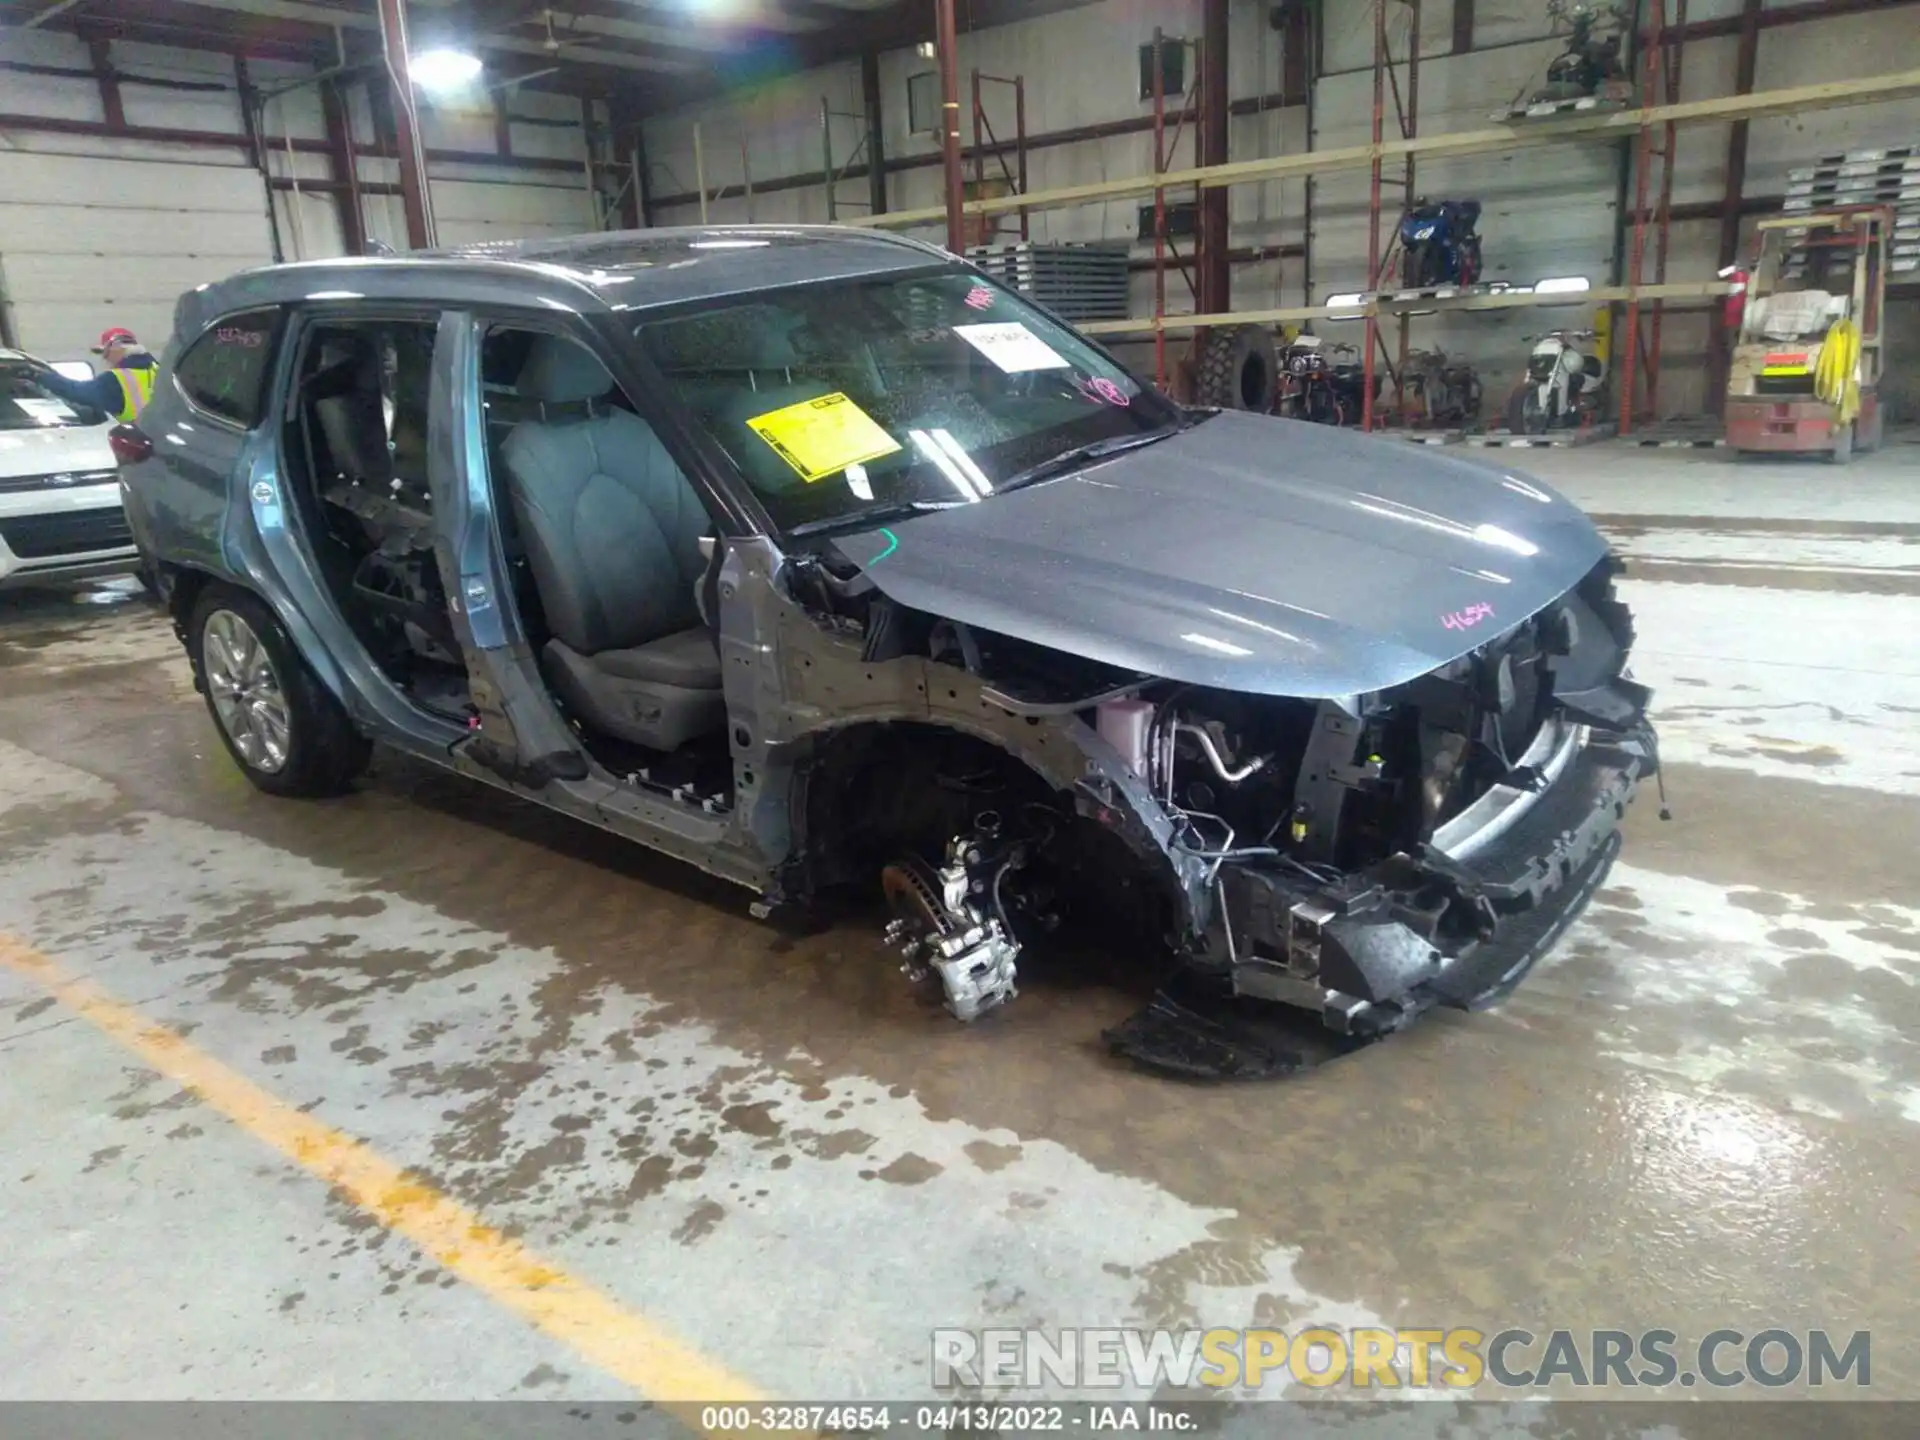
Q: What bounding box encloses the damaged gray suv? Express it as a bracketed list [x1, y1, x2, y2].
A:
[119, 226, 1656, 1076]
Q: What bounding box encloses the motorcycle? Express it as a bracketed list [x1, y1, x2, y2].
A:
[1399, 199, 1483, 289]
[1507, 329, 1607, 433]
[1399, 348, 1483, 429]
[1325, 342, 1374, 425]
[1275, 335, 1345, 424]
[1532, 0, 1630, 105]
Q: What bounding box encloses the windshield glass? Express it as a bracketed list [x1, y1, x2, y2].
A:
[633, 269, 1182, 534]
[0, 360, 105, 431]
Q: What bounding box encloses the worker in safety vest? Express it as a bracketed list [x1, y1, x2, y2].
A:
[31, 326, 158, 422]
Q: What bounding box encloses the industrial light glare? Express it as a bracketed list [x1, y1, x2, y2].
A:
[916, 40, 937, 58]
[1532, 275, 1591, 295]
[411, 49, 483, 92]
[1180, 632, 1254, 658]
[1324, 292, 1364, 310]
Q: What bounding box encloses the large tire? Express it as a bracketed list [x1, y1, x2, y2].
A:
[1505, 385, 1551, 435]
[188, 584, 370, 798]
[1857, 402, 1884, 453]
[1826, 422, 1854, 465]
[1195, 325, 1276, 412]
[1402, 242, 1427, 289]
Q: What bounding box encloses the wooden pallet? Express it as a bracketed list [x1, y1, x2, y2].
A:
[1354, 281, 1514, 305]
[1627, 421, 1726, 449]
[1499, 93, 1632, 122]
[1464, 423, 1616, 449]
[1373, 428, 1462, 445]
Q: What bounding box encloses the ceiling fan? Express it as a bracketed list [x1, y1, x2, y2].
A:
[487, 8, 575, 90]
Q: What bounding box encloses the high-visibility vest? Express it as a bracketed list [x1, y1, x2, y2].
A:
[113, 363, 157, 422]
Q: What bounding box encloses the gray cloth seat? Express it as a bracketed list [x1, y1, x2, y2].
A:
[499, 335, 724, 752]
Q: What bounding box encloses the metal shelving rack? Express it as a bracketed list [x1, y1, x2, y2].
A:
[880, 5, 1920, 426]
[1147, 28, 1207, 390]
[1361, 0, 1420, 431]
[1353, 0, 1685, 436]
[1617, 0, 1686, 433]
[819, 97, 875, 224]
[969, 69, 1030, 245]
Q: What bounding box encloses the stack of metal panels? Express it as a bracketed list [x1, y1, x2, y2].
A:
[1783, 145, 1920, 278]
[967, 241, 1132, 322]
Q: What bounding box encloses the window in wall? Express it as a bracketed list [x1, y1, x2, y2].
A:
[1137, 200, 1199, 241]
[174, 308, 282, 428]
[907, 71, 941, 136]
[1138, 38, 1188, 101]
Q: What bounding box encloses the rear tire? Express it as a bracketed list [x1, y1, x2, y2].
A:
[1402, 242, 1429, 289]
[1507, 386, 1549, 435]
[1195, 325, 1276, 412]
[188, 584, 370, 798]
[1857, 403, 1883, 453]
[1304, 383, 1340, 426]
[1827, 422, 1854, 465]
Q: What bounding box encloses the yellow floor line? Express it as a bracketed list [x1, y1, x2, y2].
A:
[0, 933, 770, 1432]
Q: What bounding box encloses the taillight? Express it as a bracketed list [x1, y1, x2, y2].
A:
[109, 424, 152, 465]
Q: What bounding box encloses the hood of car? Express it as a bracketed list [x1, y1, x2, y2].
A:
[0, 422, 116, 482]
[834, 410, 1609, 699]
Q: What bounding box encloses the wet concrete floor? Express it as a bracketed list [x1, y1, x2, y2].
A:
[0, 441, 1916, 1423]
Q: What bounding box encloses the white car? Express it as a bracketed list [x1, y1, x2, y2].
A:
[0, 348, 141, 590]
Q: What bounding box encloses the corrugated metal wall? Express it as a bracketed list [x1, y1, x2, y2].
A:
[641, 0, 1310, 325]
[639, 0, 1919, 417]
[3, 4, 1912, 407]
[0, 33, 278, 354]
[0, 26, 596, 360]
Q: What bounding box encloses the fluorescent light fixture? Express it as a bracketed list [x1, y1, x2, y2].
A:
[1323, 292, 1364, 312]
[411, 48, 483, 93]
[916, 40, 937, 58]
[1532, 275, 1590, 295]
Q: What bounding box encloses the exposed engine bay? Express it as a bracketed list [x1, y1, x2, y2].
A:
[789, 544, 1657, 1077]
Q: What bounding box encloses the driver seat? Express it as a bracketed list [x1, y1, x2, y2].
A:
[499, 335, 724, 752]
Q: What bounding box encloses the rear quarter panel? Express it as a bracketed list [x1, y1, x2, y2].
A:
[120, 360, 243, 579]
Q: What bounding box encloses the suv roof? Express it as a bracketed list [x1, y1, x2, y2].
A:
[175, 225, 953, 339]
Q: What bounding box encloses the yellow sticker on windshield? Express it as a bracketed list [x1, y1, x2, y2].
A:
[745, 392, 902, 484]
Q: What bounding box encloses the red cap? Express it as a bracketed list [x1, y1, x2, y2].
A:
[91, 326, 138, 353]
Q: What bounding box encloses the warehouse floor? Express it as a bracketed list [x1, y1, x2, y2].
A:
[2, 436, 1917, 1408]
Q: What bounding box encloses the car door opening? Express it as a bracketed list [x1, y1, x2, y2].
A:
[280, 317, 470, 720]
[482, 327, 732, 810]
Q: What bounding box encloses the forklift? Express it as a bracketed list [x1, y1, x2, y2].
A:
[1725, 206, 1890, 463]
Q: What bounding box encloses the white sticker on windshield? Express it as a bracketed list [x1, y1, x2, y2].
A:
[952, 321, 1071, 374]
[15, 396, 77, 424]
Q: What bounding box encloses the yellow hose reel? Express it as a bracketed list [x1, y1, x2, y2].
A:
[1814, 317, 1861, 427]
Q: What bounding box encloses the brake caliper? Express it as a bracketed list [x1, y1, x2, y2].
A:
[880, 817, 1023, 1023]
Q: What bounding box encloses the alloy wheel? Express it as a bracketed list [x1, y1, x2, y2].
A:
[202, 609, 292, 774]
